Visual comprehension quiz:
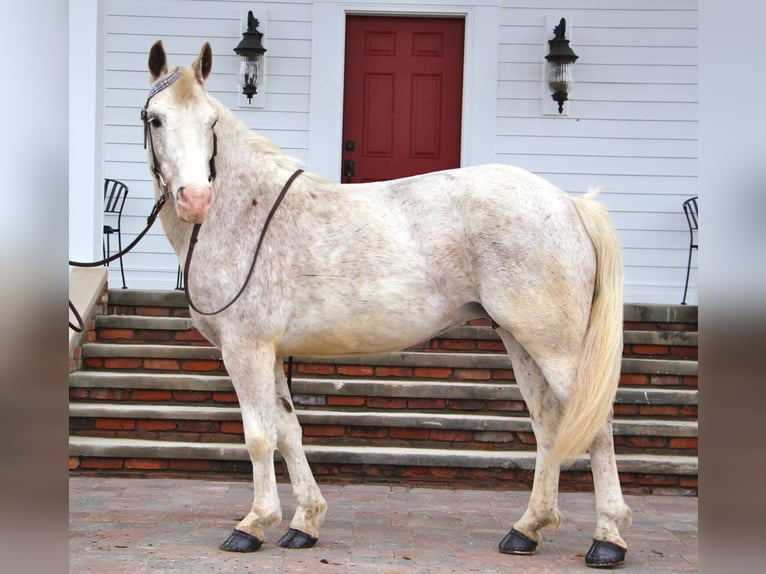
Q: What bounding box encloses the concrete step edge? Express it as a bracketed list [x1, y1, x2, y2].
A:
[69, 435, 698, 474]
[623, 330, 698, 346]
[108, 289, 188, 308]
[83, 343, 223, 360]
[69, 402, 698, 437]
[622, 304, 697, 324]
[70, 402, 241, 421]
[80, 344, 698, 376]
[93, 315, 698, 347]
[96, 315, 195, 331]
[106, 290, 698, 324]
[69, 370, 231, 390]
[69, 371, 698, 404]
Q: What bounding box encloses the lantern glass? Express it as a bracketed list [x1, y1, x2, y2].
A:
[547, 60, 574, 95]
[238, 56, 263, 91]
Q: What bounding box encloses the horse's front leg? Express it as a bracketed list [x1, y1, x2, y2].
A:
[274, 359, 327, 548]
[219, 344, 282, 553]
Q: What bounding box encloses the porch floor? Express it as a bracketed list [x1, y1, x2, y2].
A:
[69, 476, 697, 573]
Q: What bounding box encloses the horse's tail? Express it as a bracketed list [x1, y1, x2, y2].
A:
[551, 190, 624, 464]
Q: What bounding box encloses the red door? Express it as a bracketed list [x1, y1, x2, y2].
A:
[342, 16, 464, 183]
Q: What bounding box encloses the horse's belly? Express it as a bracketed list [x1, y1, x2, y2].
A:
[280, 325, 426, 357]
[278, 292, 474, 357]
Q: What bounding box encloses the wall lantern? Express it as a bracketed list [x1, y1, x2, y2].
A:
[545, 18, 578, 114]
[233, 11, 267, 103]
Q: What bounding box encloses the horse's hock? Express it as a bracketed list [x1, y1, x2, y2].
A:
[69, 288, 698, 495]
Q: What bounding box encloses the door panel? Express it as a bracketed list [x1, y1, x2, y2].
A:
[342, 16, 465, 183]
[364, 74, 395, 157]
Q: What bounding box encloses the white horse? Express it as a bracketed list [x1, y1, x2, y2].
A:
[143, 41, 632, 568]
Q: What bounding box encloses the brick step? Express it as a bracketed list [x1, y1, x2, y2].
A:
[105, 289, 188, 315]
[104, 289, 699, 323]
[68, 371, 698, 420]
[68, 435, 699, 494]
[70, 290, 698, 492]
[68, 401, 698, 456]
[295, 353, 698, 384]
[94, 314, 698, 358]
[80, 342, 698, 389]
[94, 315, 208, 346]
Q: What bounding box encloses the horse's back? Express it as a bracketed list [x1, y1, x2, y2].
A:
[381, 164, 593, 288]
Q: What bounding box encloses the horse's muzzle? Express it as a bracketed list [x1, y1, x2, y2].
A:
[176, 185, 214, 223]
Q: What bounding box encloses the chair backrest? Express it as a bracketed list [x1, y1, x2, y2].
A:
[683, 196, 698, 245]
[104, 178, 129, 216]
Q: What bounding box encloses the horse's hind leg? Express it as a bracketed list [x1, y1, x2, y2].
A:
[496, 330, 564, 555]
[586, 419, 632, 567]
[274, 360, 327, 548]
[218, 344, 282, 553]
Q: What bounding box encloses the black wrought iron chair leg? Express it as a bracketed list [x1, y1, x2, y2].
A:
[103, 178, 130, 289]
[681, 196, 698, 305]
[682, 247, 693, 305]
[118, 257, 127, 289]
[176, 266, 184, 290]
[117, 235, 127, 289]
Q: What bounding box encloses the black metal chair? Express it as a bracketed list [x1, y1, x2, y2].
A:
[103, 178, 129, 289]
[681, 196, 698, 305]
[176, 266, 185, 290]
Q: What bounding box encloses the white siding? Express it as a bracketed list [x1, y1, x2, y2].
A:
[94, 0, 698, 303]
[497, 1, 698, 303]
[102, 0, 314, 289]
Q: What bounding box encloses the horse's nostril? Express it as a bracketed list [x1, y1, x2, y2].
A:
[177, 186, 186, 200]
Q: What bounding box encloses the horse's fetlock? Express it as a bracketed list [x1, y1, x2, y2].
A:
[247, 505, 282, 530]
[550, 507, 564, 531]
[597, 501, 632, 528]
[514, 508, 561, 543]
[263, 509, 282, 529]
[626, 506, 633, 527]
[530, 503, 562, 530]
[618, 503, 633, 528]
[292, 497, 328, 536]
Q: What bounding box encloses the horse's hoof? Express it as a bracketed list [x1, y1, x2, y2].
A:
[277, 528, 318, 549]
[498, 528, 538, 555]
[585, 539, 627, 568]
[219, 529, 263, 552]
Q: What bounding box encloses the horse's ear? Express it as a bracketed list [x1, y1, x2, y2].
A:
[193, 42, 213, 83]
[148, 40, 167, 81]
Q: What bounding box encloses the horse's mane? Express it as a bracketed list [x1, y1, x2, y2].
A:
[211, 97, 330, 185]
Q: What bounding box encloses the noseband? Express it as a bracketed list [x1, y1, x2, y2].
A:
[140, 68, 218, 197]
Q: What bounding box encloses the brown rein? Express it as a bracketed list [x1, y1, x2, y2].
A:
[68, 194, 168, 269]
[68, 194, 168, 332]
[183, 169, 304, 316]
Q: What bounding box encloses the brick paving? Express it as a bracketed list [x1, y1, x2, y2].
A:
[69, 476, 697, 573]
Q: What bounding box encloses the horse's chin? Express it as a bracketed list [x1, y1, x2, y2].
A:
[176, 206, 206, 224]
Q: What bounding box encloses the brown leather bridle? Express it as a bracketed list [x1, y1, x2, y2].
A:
[140, 67, 218, 198]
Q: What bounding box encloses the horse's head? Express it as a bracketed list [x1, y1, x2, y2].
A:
[144, 41, 218, 224]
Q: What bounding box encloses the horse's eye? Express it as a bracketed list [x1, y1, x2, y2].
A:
[150, 117, 162, 128]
